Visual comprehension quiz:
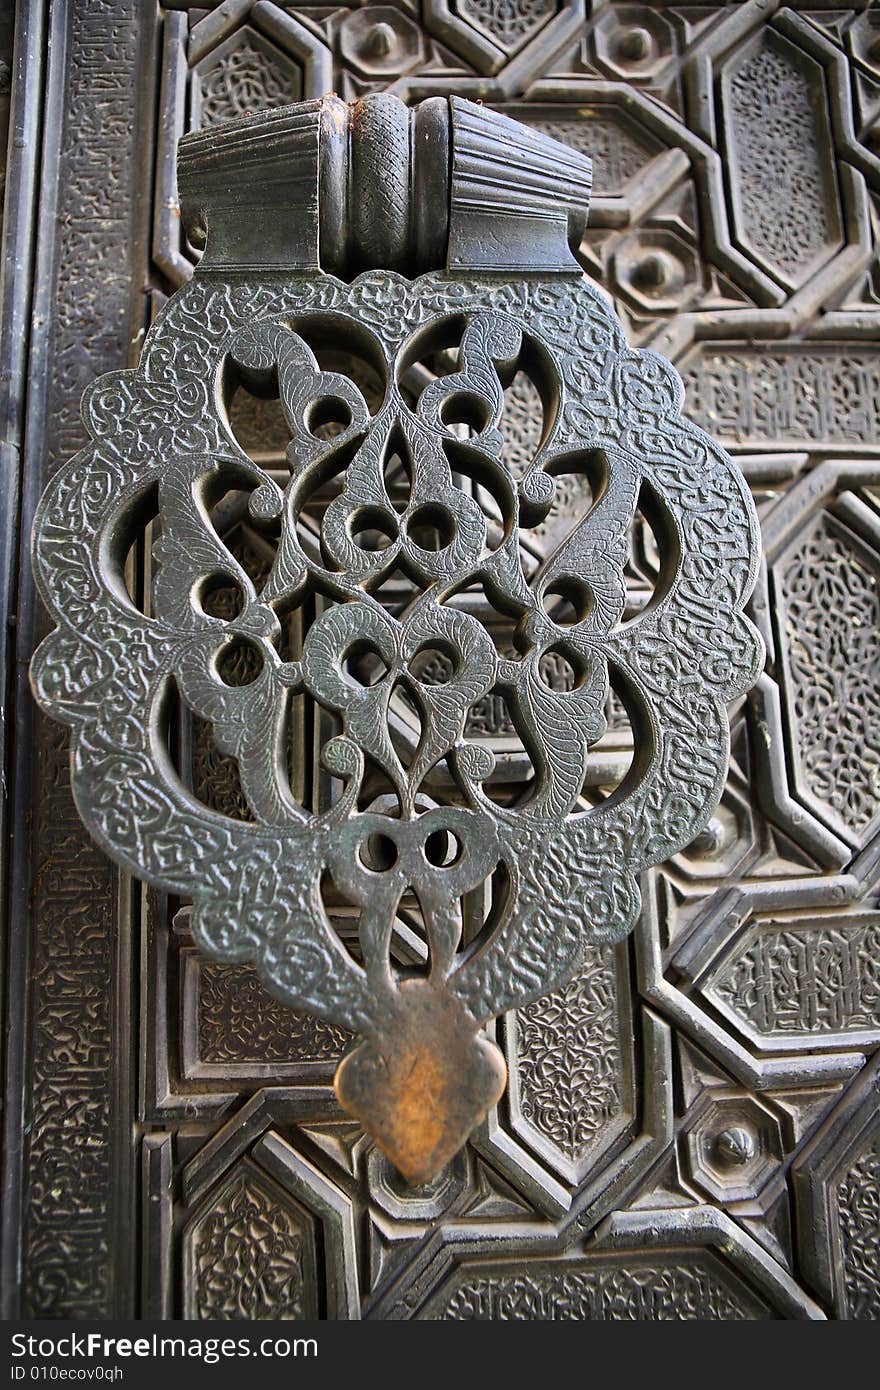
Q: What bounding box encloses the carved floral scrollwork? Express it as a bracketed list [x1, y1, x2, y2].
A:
[31, 266, 762, 1181]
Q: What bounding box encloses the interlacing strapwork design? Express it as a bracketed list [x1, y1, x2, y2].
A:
[31, 267, 761, 1181]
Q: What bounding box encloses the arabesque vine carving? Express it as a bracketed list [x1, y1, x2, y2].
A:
[30, 96, 762, 1182]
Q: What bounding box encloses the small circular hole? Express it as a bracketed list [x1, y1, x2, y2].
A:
[350, 507, 397, 551]
[424, 829, 462, 867]
[407, 505, 454, 552]
[359, 833, 399, 871]
[439, 393, 491, 434]
[216, 636, 264, 687]
[538, 644, 584, 690]
[343, 640, 390, 687]
[200, 576, 246, 620]
[307, 395, 352, 440]
[409, 644, 458, 685]
[541, 578, 592, 626]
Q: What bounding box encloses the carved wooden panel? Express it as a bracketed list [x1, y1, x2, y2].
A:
[2, 0, 880, 1321]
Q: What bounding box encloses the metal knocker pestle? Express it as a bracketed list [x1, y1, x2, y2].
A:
[30, 95, 763, 1184]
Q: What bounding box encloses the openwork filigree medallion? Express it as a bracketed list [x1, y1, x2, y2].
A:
[30, 96, 763, 1182]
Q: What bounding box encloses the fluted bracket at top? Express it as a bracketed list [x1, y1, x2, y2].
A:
[177, 94, 592, 279]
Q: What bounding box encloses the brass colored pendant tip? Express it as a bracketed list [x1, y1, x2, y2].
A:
[333, 981, 507, 1185]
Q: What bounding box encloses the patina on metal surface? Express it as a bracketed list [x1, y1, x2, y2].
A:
[29, 93, 762, 1185]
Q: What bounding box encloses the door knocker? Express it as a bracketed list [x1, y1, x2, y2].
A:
[30, 96, 763, 1183]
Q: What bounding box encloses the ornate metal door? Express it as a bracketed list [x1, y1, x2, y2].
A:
[1, 0, 879, 1322]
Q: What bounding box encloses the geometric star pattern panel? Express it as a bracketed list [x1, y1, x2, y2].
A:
[3, 0, 879, 1320]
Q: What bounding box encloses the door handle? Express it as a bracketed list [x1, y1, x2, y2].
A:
[30, 95, 763, 1184]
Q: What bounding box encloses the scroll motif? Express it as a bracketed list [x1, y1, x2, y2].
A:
[31, 101, 762, 1182]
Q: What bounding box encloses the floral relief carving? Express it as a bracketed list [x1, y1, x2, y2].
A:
[515, 945, 629, 1164]
[779, 513, 880, 840]
[187, 1167, 316, 1320]
[30, 267, 762, 1179]
[837, 1134, 880, 1320]
[30, 92, 762, 1184]
[196, 34, 301, 129]
[456, 0, 557, 52]
[197, 962, 351, 1065]
[722, 30, 842, 286]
